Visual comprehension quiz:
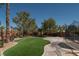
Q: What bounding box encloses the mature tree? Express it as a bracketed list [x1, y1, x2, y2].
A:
[0, 25, 4, 47]
[66, 21, 79, 33]
[0, 4, 4, 39]
[42, 18, 57, 35]
[1, 26, 5, 41]
[67, 25, 75, 33]
[0, 3, 10, 42]
[0, 4, 4, 47]
[72, 20, 79, 34]
[6, 3, 10, 42]
[27, 19, 37, 34]
[13, 11, 37, 36]
[13, 11, 30, 36]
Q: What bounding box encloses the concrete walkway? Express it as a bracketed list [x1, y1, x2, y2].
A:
[0, 42, 17, 56]
[0, 38, 21, 56]
[42, 37, 64, 56]
[42, 37, 78, 56]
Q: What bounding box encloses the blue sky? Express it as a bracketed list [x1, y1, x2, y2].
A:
[0, 3, 79, 28]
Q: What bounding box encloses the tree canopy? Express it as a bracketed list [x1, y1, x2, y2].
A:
[41, 18, 57, 33]
[13, 11, 37, 36]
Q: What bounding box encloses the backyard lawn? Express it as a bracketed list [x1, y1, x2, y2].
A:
[3, 37, 50, 56]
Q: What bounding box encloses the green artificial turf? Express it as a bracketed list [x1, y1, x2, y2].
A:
[3, 37, 50, 56]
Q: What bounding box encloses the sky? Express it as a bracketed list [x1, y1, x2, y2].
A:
[0, 3, 79, 28]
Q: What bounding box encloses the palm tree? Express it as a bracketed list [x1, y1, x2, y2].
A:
[0, 25, 4, 47]
[1, 26, 4, 41]
[0, 3, 10, 42]
[6, 3, 10, 42]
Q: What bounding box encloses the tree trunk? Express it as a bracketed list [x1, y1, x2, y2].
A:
[6, 3, 10, 42]
[0, 27, 4, 47]
[1, 27, 4, 41]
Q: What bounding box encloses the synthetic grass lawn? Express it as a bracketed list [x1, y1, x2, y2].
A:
[3, 37, 50, 56]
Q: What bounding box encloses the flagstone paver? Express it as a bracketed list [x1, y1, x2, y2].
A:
[43, 37, 79, 56]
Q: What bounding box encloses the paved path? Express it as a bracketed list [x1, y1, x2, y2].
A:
[42, 37, 78, 56]
[0, 38, 21, 56]
[0, 42, 17, 56]
[65, 39, 79, 50]
[42, 37, 64, 56]
[65, 39, 79, 56]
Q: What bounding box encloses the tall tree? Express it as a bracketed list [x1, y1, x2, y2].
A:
[6, 3, 10, 42]
[42, 18, 57, 35]
[28, 19, 37, 33]
[0, 3, 10, 42]
[13, 11, 37, 36]
[13, 11, 30, 36]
